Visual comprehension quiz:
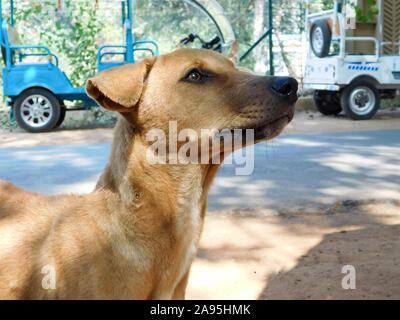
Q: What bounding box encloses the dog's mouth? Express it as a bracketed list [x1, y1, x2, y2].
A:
[253, 113, 294, 141]
[230, 110, 294, 144]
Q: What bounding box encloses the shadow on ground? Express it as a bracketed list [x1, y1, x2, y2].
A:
[189, 200, 400, 299]
[259, 224, 400, 299]
[1, 130, 399, 211]
[257, 201, 400, 299]
[209, 129, 400, 210]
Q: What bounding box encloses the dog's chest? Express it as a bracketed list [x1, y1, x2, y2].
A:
[172, 177, 203, 292]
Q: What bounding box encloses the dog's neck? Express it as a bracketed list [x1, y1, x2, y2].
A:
[96, 117, 220, 223]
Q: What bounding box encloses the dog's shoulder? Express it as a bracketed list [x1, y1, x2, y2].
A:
[0, 180, 25, 207]
[0, 180, 18, 192]
[0, 179, 36, 199]
[0, 180, 43, 220]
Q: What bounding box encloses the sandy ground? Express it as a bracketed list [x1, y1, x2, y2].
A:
[1, 109, 399, 299]
[1, 109, 400, 148]
[188, 200, 400, 300]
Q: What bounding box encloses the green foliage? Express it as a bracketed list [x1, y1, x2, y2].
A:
[133, 1, 230, 50]
[353, 0, 379, 23]
[307, 0, 334, 12]
[322, 1, 334, 10]
[13, 0, 101, 87]
[92, 107, 118, 127]
[59, 108, 118, 129]
[54, 1, 100, 86]
[0, 107, 17, 130]
[0, 0, 309, 129]
[381, 98, 400, 110]
[7, 0, 308, 83]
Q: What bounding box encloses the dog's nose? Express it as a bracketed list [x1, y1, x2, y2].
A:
[270, 76, 298, 98]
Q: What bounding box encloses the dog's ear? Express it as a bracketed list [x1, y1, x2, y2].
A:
[86, 58, 155, 112]
[227, 40, 238, 64]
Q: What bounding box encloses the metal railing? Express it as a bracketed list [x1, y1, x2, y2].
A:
[306, 0, 383, 60]
[97, 41, 159, 65]
[381, 42, 400, 55]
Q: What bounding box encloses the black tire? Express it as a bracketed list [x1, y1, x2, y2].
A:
[54, 106, 66, 128]
[313, 90, 342, 115]
[14, 88, 61, 133]
[341, 81, 380, 120]
[310, 19, 332, 58]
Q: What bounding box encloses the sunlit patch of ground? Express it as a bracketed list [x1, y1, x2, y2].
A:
[187, 200, 400, 300]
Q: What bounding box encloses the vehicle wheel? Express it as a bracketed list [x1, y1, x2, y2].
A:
[310, 19, 331, 58]
[341, 81, 380, 120]
[54, 106, 66, 128]
[14, 88, 61, 132]
[313, 90, 342, 115]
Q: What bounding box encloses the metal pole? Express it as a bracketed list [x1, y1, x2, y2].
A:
[126, 0, 134, 63]
[121, 1, 126, 28]
[127, 0, 132, 21]
[239, 29, 271, 62]
[377, 0, 383, 55]
[305, 1, 310, 59]
[339, 0, 346, 58]
[10, 0, 13, 26]
[332, 0, 338, 38]
[268, 0, 274, 75]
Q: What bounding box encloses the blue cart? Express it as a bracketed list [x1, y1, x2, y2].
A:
[0, 0, 158, 132]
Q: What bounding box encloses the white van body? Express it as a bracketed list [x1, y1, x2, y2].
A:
[304, 0, 400, 119]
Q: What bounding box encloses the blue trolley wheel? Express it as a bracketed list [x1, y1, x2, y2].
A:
[13, 88, 61, 133]
[54, 106, 66, 128]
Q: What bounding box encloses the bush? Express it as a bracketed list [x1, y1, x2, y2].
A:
[381, 98, 400, 110]
[92, 108, 118, 127]
[59, 108, 117, 130]
[0, 107, 17, 130]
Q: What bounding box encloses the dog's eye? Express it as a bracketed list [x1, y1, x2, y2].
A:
[183, 68, 211, 84]
[182, 68, 213, 84]
[186, 69, 203, 82]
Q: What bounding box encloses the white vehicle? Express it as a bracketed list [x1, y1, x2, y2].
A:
[304, 0, 400, 120]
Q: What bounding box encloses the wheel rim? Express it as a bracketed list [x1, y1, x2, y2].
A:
[312, 27, 324, 54]
[349, 87, 376, 115]
[20, 94, 53, 128]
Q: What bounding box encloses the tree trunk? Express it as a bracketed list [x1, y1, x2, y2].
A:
[252, 0, 266, 74]
[274, 0, 298, 78]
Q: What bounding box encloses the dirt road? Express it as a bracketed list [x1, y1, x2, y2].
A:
[188, 200, 400, 300]
[1, 110, 399, 299]
[1, 109, 400, 148]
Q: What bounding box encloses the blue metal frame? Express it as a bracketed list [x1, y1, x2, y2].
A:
[96, 0, 159, 72]
[97, 40, 159, 71]
[0, 0, 159, 111]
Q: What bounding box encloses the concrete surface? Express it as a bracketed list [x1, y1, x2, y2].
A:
[209, 129, 400, 210]
[1, 129, 399, 210]
[2, 109, 400, 148]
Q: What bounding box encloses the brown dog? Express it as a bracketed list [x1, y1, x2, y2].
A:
[0, 48, 297, 299]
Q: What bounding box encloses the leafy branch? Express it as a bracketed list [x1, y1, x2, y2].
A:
[353, 0, 379, 23]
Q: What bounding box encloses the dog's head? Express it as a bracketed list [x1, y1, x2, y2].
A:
[87, 48, 297, 154]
